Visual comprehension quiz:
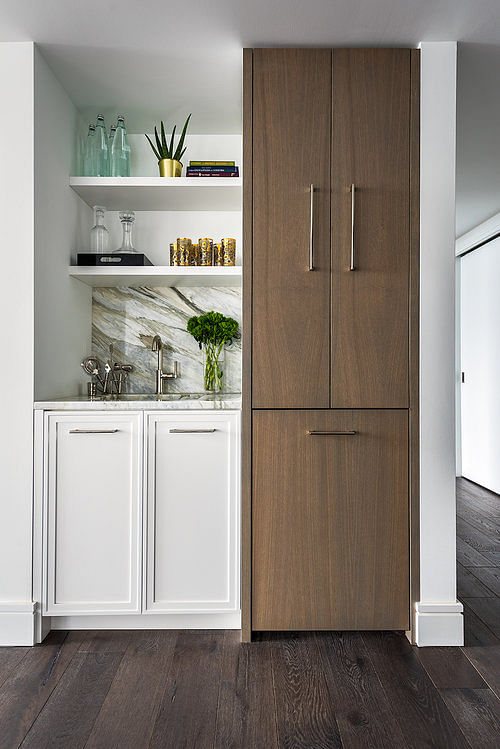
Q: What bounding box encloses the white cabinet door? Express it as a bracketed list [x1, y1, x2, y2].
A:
[145, 412, 240, 613]
[44, 412, 142, 615]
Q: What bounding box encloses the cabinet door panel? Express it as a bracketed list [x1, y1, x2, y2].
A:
[146, 412, 239, 613]
[252, 48, 331, 408]
[45, 412, 142, 615]
[332, 49, 410, 407]
[253, 410, 409, 630]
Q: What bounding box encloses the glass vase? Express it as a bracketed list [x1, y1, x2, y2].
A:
[203, 344, 225, 392]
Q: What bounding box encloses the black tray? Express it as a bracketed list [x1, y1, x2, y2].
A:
[77, 253, 153, 266]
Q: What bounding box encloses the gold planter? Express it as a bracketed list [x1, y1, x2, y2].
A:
[159, 158, 182, 177]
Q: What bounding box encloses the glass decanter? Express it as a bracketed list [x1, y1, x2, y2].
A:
[113, 211, 139, 253]
[90, 205, 110, 253]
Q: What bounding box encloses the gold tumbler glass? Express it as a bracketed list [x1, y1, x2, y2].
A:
[222, 237, 236, 266]
[198, 238, 213, 266]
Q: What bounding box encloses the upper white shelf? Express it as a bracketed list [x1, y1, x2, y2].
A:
[69, 265, 242, 288]
[69, 177, 242, 211]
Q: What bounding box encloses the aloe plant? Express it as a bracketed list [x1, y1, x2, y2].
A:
[145, 114, 191, 164]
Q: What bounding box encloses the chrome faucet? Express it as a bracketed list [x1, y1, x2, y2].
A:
[151, 335, 179, 394]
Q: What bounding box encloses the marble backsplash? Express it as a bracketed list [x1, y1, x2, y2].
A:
[91, 286, 241, 394]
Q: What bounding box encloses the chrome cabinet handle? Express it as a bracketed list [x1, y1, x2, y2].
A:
[309, 184, 314, 271]
[169, 428, 217, 434]
[69, 429, 119, 434]
[350, 183, 356, 271]
[307, 430, 357, 436]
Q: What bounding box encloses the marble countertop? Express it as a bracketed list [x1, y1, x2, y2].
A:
[34, 393, 242, 411]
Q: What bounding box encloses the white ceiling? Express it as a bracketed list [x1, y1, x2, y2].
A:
[1, 0, 500, 233]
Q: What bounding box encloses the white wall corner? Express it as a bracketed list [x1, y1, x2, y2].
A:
[0, 602, 37, 646]
[419, 41, 459, 645]
[414, 601, 464, 646]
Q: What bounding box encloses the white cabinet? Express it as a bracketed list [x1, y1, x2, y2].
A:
[145, 412, 240, 613]
[43, 412, 142, 615]
[39, 409, 240, 622]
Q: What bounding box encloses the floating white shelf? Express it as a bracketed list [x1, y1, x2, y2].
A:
[69, 177, 242, 211]
[69, 265, 242, 288]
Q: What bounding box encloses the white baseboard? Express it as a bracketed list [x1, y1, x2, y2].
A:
[50, 611, 242, 630]
[0, 602, 36, 646]
[414, 601, 464, 646]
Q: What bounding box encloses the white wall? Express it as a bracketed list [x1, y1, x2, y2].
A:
[34, 47, 92, 400]
[0, 42, 37, 645]
[417, 41, 463, 646]
[460, 238, 500, 493]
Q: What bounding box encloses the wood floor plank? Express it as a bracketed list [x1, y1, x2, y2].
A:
[362, 631, 470, 748]
[458, 478, 500, 509]
[0, 647, 29, 689]
[473, 567, 500, 596]
[457, 537, 492, 567]
[462, 602, 500, 647]
[414, 646, 486, 688]
[439, 688, 500, 748]
[457, 517, 497, 553]
[85, 631, 178, 749]
[463, 598, 500, 636]
[20, 652, 123, 748]
[316, 631, 408, 748]
[149, 631, 224, 749]
[0, 631, 85, 749]
[457, 563, 495, 598]
[456, 500, 500, 539]
[269, 632, 342, 749]
[214, 631, 279, 749]
[78, 630, 134, 653]
[481, 551, 500, 566]
[463, 646, 500, 699]
[457, 480, 500, 508]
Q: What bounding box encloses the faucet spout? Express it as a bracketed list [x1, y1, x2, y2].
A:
[152, 334, 163, 371]
[151, 334, 179, 394]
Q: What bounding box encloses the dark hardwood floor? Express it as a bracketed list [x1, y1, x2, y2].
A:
[0, 478, 498, 748]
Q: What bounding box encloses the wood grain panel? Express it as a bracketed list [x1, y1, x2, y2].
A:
[409, 47, 420, 644]
[252, 48, 331, 408]
[331, 48, 410, 408]
[252, 409, 409, 630]
[241, 47, 253, 642]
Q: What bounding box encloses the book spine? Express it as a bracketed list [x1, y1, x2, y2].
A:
[186, 171, 239, 177]
[186, 166, 238, 172]
[189, 161, 235, 166]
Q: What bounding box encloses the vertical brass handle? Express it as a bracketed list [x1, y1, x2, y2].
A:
[350, 184, 356, 271]
[309, 184, 314, 271]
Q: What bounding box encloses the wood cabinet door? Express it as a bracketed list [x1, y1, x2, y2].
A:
[252, 410, 409, 630]
[252, 48, 331, 408]
[145, 412, 240, 614]
[331, 49, 410, 407]
[44, 412, 142, 615]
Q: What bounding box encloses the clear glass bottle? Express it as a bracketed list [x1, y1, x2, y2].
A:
[90, 206, 110, 253]
[108, 124, 117, 156]
[94, 114, 109, 177]
[82, 124, 96, 176]
[111, 115, 131, 177]
[113, 211, 138, 253]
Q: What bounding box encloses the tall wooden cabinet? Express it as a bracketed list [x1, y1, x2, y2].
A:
[243, 48, 419, 638]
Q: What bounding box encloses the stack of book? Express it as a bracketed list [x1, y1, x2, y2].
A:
[186, 161, 239, 177]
